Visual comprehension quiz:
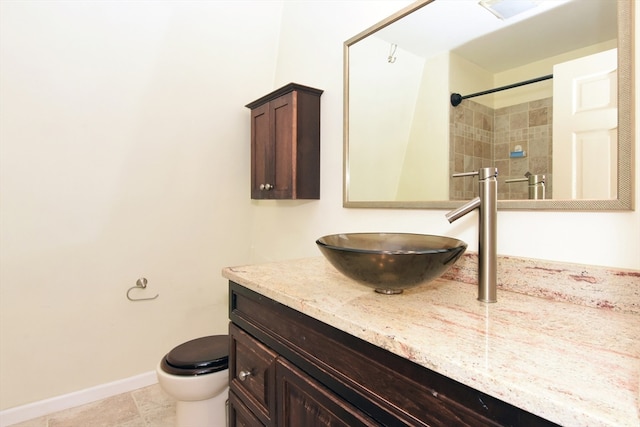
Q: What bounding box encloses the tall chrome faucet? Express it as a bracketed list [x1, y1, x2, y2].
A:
[446, 167, 498, 303]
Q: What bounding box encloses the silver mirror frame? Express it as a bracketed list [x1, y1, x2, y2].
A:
[343, 0, 634, 211]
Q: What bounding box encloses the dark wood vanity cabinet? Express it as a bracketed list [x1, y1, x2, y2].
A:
[228, 282, 558, 427]
[245, 83, 323, 200]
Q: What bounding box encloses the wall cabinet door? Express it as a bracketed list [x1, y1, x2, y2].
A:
[250, 101, 273, 199]
[250, 93, 295, 199]
[247, 83, 322, 200]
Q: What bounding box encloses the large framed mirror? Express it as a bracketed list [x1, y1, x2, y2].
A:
[344, 0, 633, 210]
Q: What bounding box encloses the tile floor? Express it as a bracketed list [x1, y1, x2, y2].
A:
[8, 384, 176, 427]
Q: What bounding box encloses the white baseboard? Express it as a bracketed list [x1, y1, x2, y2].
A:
[0, 371, 157, 427]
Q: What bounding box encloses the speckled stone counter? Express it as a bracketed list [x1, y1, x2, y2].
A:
[222, 255, 640, 427]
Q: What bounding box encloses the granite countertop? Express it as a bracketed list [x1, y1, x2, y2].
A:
[222, 256, 640, 427]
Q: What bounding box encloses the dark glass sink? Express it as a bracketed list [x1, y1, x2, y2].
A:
[316, 233, 467, 294]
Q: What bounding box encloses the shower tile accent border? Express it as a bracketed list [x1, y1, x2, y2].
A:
[443, 252, 640, 314]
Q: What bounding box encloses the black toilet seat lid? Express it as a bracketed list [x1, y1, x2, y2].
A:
[165, 335, 228, 371]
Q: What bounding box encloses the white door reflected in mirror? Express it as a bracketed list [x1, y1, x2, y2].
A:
[553, 49, 618, 200]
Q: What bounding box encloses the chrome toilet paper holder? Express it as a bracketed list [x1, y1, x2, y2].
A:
[127, 277, 159, 301]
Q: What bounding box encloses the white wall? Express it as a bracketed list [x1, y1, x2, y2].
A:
[1, 0, 638, 413]
[0, 0, 282, 410]
[397, 52, 450, 201]
[349, 37, 423, 201]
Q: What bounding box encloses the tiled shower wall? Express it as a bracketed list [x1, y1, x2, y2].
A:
[449, 97, 553, 200]
[449, 101, 493, 200]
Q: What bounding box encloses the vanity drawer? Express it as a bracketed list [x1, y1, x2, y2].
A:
[229, 323, 277, 425]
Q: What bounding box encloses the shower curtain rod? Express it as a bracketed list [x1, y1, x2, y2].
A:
[450, 74, 553, 107]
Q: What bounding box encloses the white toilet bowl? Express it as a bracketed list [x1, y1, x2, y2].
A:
[156, 335, 229, 427]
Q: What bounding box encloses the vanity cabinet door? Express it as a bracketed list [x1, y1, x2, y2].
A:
[247, 83, 322, 200]
[229, 390, 266, 427]
[276, 358, 379, 427]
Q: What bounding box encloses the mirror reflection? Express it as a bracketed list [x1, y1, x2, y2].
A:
[345, 0, 632, 210]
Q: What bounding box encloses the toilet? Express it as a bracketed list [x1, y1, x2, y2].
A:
[156, 335, 229, 427]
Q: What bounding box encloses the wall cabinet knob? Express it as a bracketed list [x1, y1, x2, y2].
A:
[238, 370, 252, 381]
[260, 183, 273, 191]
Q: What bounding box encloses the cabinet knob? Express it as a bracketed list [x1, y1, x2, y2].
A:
[260, 183, 273, 191]
[238, 370, 252, 381]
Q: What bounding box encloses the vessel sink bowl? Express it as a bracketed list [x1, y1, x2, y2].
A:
[316, 233, 467, 294]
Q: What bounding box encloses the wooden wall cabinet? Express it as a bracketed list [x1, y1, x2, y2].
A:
[246, 83, 323, 200]
[228, 282, 558, 427]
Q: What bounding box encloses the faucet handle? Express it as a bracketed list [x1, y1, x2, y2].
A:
[452, 171, 479, 178]
[452, 167, 497, 180]
[504, 177, 528, 183]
